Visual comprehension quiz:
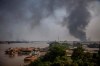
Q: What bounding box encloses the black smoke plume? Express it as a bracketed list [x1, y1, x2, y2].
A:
[66, 0, 91, 41]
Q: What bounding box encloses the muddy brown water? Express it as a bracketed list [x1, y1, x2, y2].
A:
[0, 42, 49, 66]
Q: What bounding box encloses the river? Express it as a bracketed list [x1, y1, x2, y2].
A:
[0, 42, 49, 66]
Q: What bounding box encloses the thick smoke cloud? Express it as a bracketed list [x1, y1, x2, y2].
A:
[0, 0, 100, 41]
[66, 0, 90, 41]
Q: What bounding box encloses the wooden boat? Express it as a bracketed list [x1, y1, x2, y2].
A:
[24, 56, 37, 61]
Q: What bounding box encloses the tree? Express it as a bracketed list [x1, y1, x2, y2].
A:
[29, 58, 51, 66]
[29, 43, 100, 66]
[71, 62, 78, 66]
[43, 44, 66, 62]
[83, 52, 93, 62]
[29, 42, 70, 66]
[71, 46, 84, 61]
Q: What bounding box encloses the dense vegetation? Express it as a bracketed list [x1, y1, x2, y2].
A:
[29, 42, 100, 66]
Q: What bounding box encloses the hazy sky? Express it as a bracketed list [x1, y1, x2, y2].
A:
[0, 0, 100, 41]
